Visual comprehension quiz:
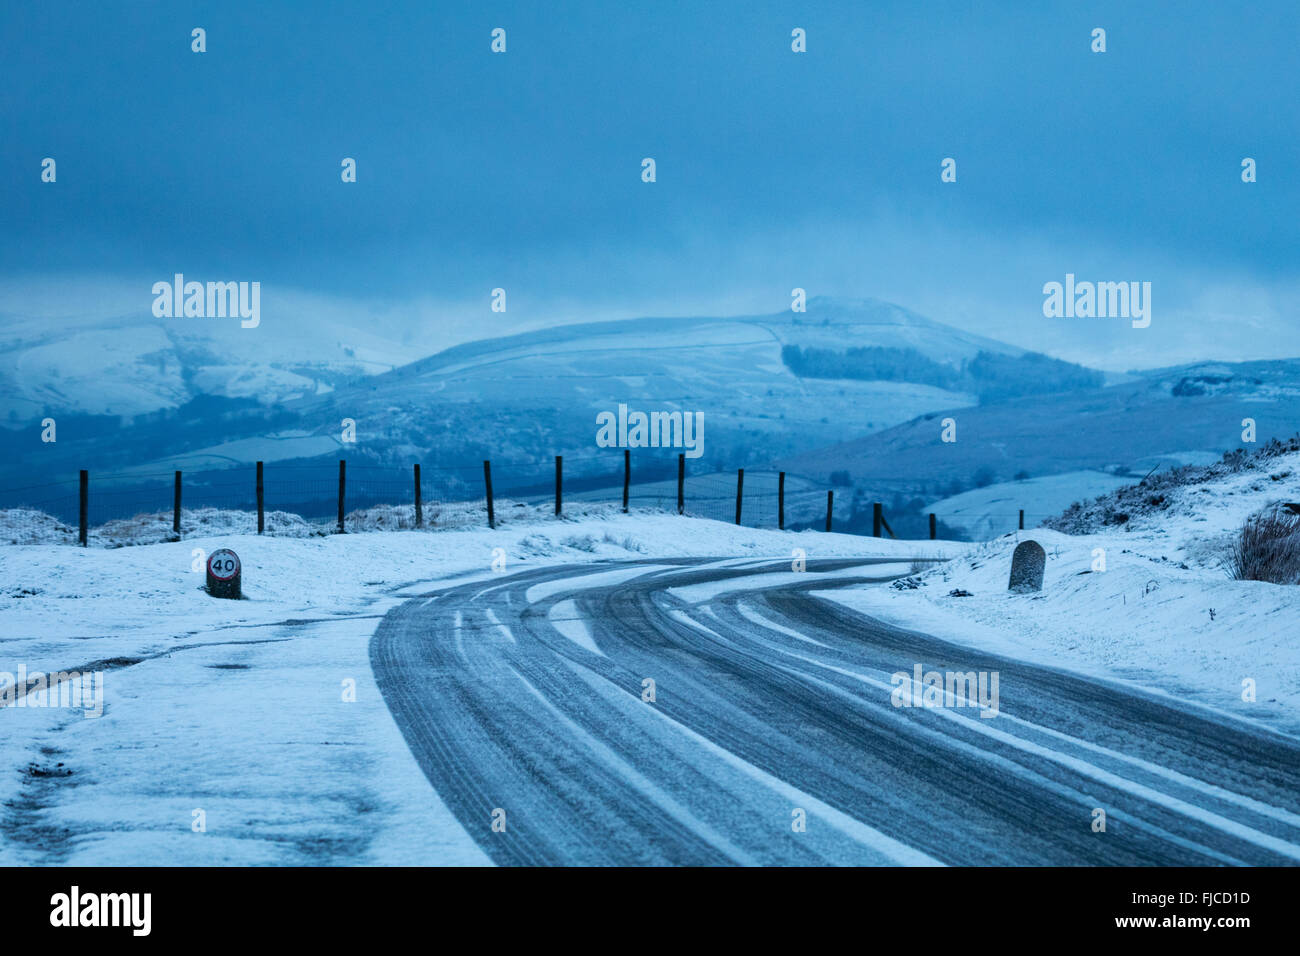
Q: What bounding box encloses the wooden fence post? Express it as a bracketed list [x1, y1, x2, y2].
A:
[79, 470, 87, 546]
[778, 471, 785, 530]
[734, 468, 744, 525]
[256, 461, 264, 534]
[1019, 508, 1025, 530]
[414, 463, 423, 528]
[622, 449, 630, 514]
[555, 455, 562, 516]
[173, 470, 182, 535]
[929, 512, 936, 540]
[873, 502, 882, 538]
[483, 460, 495, 529]
[825, 490, 833, 532]
[337, 459, 346, 533]
[677, 454, 685, 515]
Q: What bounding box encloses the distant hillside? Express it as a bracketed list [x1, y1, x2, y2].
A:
[0, 305, 436, 422]
[277, 296, 1045, 474]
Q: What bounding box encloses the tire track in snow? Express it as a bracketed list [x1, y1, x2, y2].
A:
[371, 557, 1300, 865]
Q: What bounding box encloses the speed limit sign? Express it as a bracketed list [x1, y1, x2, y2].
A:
[206, 548, 242, 599]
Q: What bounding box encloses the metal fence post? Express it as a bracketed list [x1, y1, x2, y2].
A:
[677, 454, 685, 515]
[622, 449, 630, 514]
[337, 459, 346, 533]
[173, 470, 182, 535]
[414, 463, 423, 528]
[778, 471, 785, 530]
[734, 469, 744, 525]
[79, 470, 87, 546]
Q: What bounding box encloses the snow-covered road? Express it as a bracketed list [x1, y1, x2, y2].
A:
[372, 557, 1300, 866]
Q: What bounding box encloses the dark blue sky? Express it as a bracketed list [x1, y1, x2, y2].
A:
[3, 0, 1297, 366]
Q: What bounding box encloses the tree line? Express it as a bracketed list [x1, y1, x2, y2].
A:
[781, 345, 1103, 404]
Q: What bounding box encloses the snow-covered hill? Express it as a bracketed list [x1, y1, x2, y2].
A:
[0, 299, 445, 421]
[284, 296, 1023, 470]
[0, 297, 1049, 502]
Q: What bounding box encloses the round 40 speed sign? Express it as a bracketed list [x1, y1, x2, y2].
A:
[206, 548, 242, 599]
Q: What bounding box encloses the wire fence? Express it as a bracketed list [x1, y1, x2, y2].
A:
[0, 451, 1056, 544]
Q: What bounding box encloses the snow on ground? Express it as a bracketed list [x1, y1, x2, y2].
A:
[1044, 439, 1300, 543]
[0, 508, 955, 865]
[830, 448, 1300, 737]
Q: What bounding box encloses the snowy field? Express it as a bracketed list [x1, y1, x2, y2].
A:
[0, 507, 956, 865]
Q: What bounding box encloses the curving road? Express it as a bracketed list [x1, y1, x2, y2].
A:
[371, 557, 1300, 865]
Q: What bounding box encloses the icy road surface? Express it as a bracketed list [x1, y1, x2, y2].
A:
[371, 558, 1300, 866]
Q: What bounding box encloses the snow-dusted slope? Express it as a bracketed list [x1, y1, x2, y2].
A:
[0, 295, 1019, 426]
[387, 296, 1023, 380]
[280, 296, 1014, 471]
[0, 302, 442, 421]
[1044, 437, 1300, 540]
[835, 441, 1300, 733]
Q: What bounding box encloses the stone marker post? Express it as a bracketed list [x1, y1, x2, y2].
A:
[1008, 540, 1046, 592]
